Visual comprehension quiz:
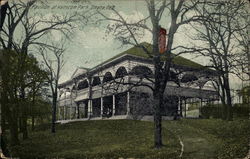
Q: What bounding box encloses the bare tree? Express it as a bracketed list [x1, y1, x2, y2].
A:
[40, 44, 65, 133]
[95, 0, 205, 148]
[0, 49, 47, 145]
[0, 0, 77, 51]
[190, 0, 248, 120]
[0, 0, 77, 144]
[25, 57, 48, 131]
[234, 5, 250, 81]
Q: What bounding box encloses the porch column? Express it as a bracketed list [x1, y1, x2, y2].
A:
[126, 91, 130, 115]
[184, 99, 187, 118]
[112, 95, 115, 116]
[88, 99, 92, 118]
[180, 97, 183, 117]
[58, 106, 61, 120]
[91, 100, 93, 116]
[101, 97, 103, 117]
[178, 96, 181, 117]
[77, 103, 80, 119]
[200, 98, 203, 117]
[64, 106, 66, 120]
[69, 105, 72, 120]
[88, 76, 93, 119]
[64, 91, 66, 119]
[60, 107, 62, 120]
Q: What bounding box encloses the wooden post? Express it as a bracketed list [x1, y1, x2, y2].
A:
[101, 82, 104, 118]
[180, 97, 183, 117]
[69, 105, 72, 120]
[200, 98, 203, 117]
[178, 96, 181, 117]
[64, 106, 66, 120]
[127, 91, 130, 115]
[70, 92, 72, 119]
[77, 103, 80, 119]
[184, 98, 187, 118]
[88, 100, 92, 118]
[88, 76, 93, 119]
[64, 91, 66, 120]
[58, 106, 61, 120]
[101, 97, 103, 117]
[112, 95, 115, 116]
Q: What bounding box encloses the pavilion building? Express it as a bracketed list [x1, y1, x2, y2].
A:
[57, 42, 219, 121]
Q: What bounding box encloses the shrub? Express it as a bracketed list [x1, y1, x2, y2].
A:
[233, 104, 249, 119]
[201, 104, 249, 119]
[200, 104, 223, 119]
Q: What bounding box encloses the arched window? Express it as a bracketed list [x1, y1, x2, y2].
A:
[181, 74, 198, 83]
[72, 85, 77, 90]
[92, 77, 101, 86]
[115, 67, 128, 78]
[130, 65, 153, 78]
[77, 80, 89, 90]
[202, 80, 215, 91]
[169, 71, 178, 81]
[103, 72, 113, 83]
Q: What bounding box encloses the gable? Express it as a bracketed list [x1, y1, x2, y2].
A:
[71, 67, 89, 79]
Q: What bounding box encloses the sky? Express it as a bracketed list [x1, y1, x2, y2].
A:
[26, 0, 245, 91]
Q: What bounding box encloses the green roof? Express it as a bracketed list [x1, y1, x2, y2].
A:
[93, 42, 205, 70]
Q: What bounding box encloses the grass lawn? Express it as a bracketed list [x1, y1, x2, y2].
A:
[164, 119, 250, 159]
[9, 119, 250, 159]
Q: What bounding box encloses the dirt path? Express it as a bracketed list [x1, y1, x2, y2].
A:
[163, 121, 220, 159]
[242, 145, 250, 159]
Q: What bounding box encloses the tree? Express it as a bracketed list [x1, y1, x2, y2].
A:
[0, 0, 77, 145]
[1, 49, 22, 146]
[95, 0, 205, 148]
[190, 0, 248, 120]
[0, 49, 47, 145]
[19, 54, 49, 139]
[0, 0, 10, 156]
[40, 44, 66, 133]
[234, 5, 250, 81]
[27, 95, 52, 129]
[25, 55, 48, 131]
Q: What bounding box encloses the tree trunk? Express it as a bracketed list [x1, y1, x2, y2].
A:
[153, 94, 163, 148]
[9, 118, 19, 146]
[222, 102, 227, 120]
[31, 95, 36, 131]
[0, 97, 9, 156]
[22, 116, 28, 140]
[51, 94, 57, 133]
[153, 82, 164, 148]
[224, 76, 233, 121]
[1, 51, 20, 146]
[20, 83, 29, 139]
[32, 116, 35, 131]
[219, 77, 227, 120]
[2, 104, 19, 146]
[19, 117, 23, 133]
[1, 132, 9, 156]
